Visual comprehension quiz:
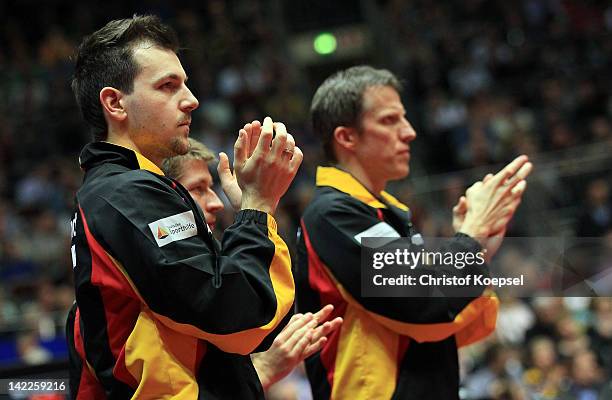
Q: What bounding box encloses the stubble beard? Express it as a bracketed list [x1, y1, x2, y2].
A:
[171, 135, 190, 156]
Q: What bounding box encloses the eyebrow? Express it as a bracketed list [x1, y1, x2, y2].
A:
[185, 178, 211, 188]
[154, 73, 188, 85]
[376, 107, 406, 116]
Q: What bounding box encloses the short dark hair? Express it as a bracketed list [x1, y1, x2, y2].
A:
[72, 15, 179, 141]
[310, 65, 402, 162]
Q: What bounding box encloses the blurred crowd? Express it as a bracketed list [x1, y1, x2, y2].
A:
[0, 0, 611, 398]
[457, 297, 612, 400]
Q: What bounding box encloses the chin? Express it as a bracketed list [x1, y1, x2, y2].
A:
[172, 137, 190, 156]
[391, 167, 410, 180]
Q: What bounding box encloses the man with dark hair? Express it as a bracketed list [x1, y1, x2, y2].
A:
[71, 15, 180, 143]
[296, 65, 532, 399]
[162, 137, 343, 390]
[68, 15, 302, 399]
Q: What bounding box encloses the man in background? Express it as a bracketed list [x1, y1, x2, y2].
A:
[162, 137, 342, 390]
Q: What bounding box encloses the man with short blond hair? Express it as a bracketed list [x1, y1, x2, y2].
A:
[297, 65, 531, 399]
[162, 137, 342, 391]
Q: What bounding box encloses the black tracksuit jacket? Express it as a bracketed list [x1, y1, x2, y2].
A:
[67, 142, 294, 399]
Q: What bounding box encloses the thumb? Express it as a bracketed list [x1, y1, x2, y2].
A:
[217, 152, 234, 187]
[454, 196, 467, 214]
[458, 196, 467, 211]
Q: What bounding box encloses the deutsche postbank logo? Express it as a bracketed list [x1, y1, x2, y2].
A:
[148, 210, 198, 247]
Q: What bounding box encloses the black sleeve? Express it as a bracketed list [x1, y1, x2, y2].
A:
[83, 176, 294, 354]
[302, 195, 497, 341]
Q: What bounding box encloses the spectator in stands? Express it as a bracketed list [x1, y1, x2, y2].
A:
[559, 350, 605, 400]
[523, 336, 565, 399]
[576, 179, 612, 237]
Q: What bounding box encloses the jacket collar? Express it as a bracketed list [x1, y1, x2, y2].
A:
[315, 166, 408, 211]
[79, 141, 165, 175]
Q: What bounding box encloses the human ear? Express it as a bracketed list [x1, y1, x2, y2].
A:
[99, 87, 126, 122]
[333, 126, 358, 152]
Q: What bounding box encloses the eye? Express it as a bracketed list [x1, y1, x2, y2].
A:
[160, 81, 178, 90]
[188, 186, 205, 197]
[381, 115, 399, 125]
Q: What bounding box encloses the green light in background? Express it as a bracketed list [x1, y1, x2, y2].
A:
[313, 33, 337, 55]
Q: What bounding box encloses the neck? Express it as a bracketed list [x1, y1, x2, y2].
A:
[336, 159, 386, 194]
[106, 131, 162, 168]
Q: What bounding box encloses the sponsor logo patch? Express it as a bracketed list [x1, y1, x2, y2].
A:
[354, 222, 400, 245]
[148, 210, 198, 247]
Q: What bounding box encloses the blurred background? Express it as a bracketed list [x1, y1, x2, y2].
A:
[0, 0, 610, 399]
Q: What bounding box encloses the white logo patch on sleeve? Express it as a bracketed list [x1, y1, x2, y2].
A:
[354, 221, 400, 245]
[148, 210, 198, 247]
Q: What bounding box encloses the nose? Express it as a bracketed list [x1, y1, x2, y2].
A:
[180, 85, 199, 113]
[400, 118, 417, 143]
[205, 189, 224, 215]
